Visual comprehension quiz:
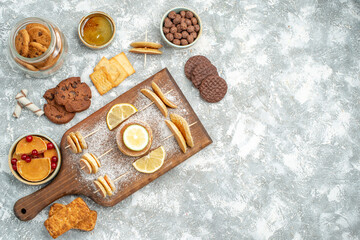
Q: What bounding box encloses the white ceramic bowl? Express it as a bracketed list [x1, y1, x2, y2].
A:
[160, 7, 202, 49]
[8, 134, 61, 185]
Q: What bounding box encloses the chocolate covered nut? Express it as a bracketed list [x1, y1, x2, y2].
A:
[186, 11, 194, 19]
[191, 17, 198, 25]
[174, 32, 182, 39]
[168, 11, 176, 19]
[176, 24, 182, 33]
[191, 31, 197, 39]
[173, 39, 181, 45]
[182, 31, 189, 39]
[181, 39, 188, 45]
[187, 35, 194, 43]
[173, 15, 181, 24]
[194, 24, 200, 32]
[164, 18, 172, 28]
[187, 25, 195, 33]
[185, 19, 192, 26]
[166, 33, 174, 41]
[180, 22, 187, 30]
[163, 27, 170, 34]
[170, 26, 177, 34]
[180, 11, 186, 17]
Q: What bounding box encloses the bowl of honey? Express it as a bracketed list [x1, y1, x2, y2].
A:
[78, 11, 116, 49]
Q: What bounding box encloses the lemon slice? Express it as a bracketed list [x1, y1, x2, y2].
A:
[123, 124, 149, 151]
[106, 103, 137, 130]
[133, 146, 165, 173]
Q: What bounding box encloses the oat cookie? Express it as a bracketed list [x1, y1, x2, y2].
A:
[27, 26, 51, 48]
[28, 42, 47, 58]
[15, 29, 30, 57]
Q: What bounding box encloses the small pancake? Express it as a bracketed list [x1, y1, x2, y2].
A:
[141, 89, 168, 117]
[98, 176, 113, 196]
[104, 175, 116, 192]
[116, 120, 153, 157]
[79, 158, 92, 174]
[93, 180, 107, 198]
[82, 153, 99, 173]
[151, 81, 177, 108]
[66, 134, 78, 153]
[69, 132, 82, 153]
[165, 120, 187, 153]
[75, 131, 88, 150]
[89, 153, 101, 168]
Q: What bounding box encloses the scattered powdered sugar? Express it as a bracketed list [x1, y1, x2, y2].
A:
[66, 75, 198, 200]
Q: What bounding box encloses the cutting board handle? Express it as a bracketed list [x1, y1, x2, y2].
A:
[14, 175, 79, 221]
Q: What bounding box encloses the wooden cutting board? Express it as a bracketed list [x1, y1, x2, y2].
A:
[14, 68, 212, 221]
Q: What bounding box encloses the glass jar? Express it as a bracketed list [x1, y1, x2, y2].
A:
[7, 17, 68, 78]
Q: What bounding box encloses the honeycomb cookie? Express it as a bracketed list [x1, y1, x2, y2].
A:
[28, 42, 47, 58]
[191, 62, 218, 88]
[27, 26, 51, 48]
[199, 75, 228, 103]
[43, 88, 75, 124]
[184, 55, 211, 79]
[54, 77, 92, 113]
[15, 29, 30, 57]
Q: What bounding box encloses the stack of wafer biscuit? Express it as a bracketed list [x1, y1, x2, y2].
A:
[93, 175, 116, 198]
[44, 198, 97, 239]
[129, 41, 163, 55]
[90, 52, 135, 95]
[67, 131, 88, 153]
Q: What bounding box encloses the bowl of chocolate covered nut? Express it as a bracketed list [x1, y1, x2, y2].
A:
[160, 7, 202, 48]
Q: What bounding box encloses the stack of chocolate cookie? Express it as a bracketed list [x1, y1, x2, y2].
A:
[185, 55, 227, 102]
[43, 77, 92, 124]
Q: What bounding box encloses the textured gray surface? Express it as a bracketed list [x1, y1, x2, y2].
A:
[1, 0, 360, 239]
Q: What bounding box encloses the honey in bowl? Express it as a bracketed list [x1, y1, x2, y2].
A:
[80, 15, 114, 46]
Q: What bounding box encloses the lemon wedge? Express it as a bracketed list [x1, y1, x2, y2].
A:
[133, 146, 165, 173]
[106, 103, 137, 130]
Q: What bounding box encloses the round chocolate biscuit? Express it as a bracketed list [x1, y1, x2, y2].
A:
[191, 62, 218, 88]
[54, 77, 92, 113]
[43, 88, 75, 124]
[184, 55, 211, 80]
[199, 75, 227, 103]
